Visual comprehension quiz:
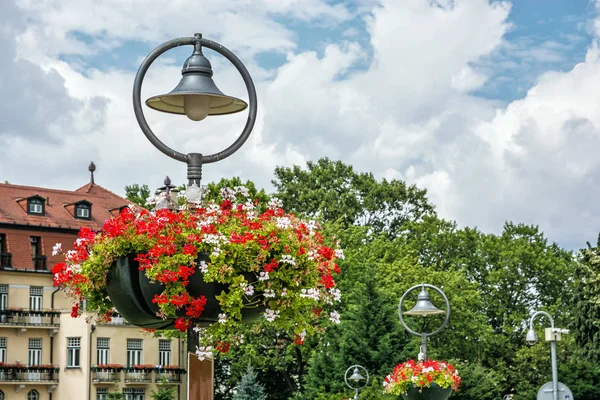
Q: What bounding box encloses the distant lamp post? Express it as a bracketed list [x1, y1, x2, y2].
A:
[526, 311, 573, 400]
[132, 32, 257, 400]
[398, 284, 450, 361]
[154, 176, 179, 211]
[344, 365, 369, 400]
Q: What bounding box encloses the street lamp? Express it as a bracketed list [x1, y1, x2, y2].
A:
[132, 32, 257, 400]
[344, 365, 369, 400]
[132, 32, 257, 204]
[398, 283, 450, 361]
[526, 310, 572, 400]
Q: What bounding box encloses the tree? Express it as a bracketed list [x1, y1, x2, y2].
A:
[151, 385, 176, 400]
[107, 390, 125, 400]
[573, 235, 600, 363]
[232, 365, 267, 400]
[272, 158, 434, 237]
[125, 183, 152, 208]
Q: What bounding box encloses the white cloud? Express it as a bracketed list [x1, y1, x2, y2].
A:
[2, 0, 600, 250]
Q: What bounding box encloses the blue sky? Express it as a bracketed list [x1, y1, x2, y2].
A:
[2, 0, 600, 250]
[57, 0, 597, 104]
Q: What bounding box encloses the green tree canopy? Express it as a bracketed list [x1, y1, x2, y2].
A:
[272, 158, 434, 237]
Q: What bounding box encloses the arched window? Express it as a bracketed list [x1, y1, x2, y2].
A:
[27, 389, 39, 400]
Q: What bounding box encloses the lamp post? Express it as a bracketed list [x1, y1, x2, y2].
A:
[398, 283, 450, 361]
[132, 33, 257, 400]
[344, 365, 369, 400]
[526, 311, 572, 400]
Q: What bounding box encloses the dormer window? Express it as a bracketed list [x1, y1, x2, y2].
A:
[75, 201, 92, 220]
[27, 196, 45, 216]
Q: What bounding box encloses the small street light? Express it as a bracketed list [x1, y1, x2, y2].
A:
[526, 310, 573, 400]
[344, 365, 369, 400]
[398, 283, 450, 361]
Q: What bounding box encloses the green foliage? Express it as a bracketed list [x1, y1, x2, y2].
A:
[232, 365, 267, 400]
[124, 183, 151, 208]
[123, 160, 598, 400]
[107, 390, 125, 400]
[272, 158, 434, 237]
[151, 385, 176, 400]
[573, 236, 600, 363]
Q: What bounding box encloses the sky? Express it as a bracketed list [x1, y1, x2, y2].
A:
[1, 0, 600, 250]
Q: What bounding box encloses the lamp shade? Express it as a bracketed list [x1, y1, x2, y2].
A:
[349, 367, 365, 382]
[404, 287, 445, 316]
[146, 43, 247, 120]
[526, 329, 538, 344]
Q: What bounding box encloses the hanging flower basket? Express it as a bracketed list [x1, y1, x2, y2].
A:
[383, 360, 460, 400]
[53, 186, 343, 353]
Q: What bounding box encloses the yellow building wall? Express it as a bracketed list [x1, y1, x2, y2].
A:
[1, 270, 188, 400]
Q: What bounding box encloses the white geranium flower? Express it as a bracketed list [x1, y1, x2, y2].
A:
[264, 289, 276, 298]
[280, 254, 296, 265]
[218, 313, 227, 324]
[195, 346, 213, 361]
[52, 243, 62, 256]
[329, 311, 341, 324]
[198, 261, 209, 273]
[264, 309, 280, 322]
[241, 283, 255, 297]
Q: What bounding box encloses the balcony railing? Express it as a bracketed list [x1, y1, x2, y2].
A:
[124, 368, 153, 383]
[0, 365, 59, 383]
[0, 309, 60, 327]
[91, 366, 124, 383]
[90, 366, 186, 385]
[33, 255, 47, 271]
[154, 367, 185, 384]
[0, 253, 11, 268]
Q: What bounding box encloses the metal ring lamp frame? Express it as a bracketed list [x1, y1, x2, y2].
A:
[132, 34, 257, 185]
[398, 283, 450, 337]
[398, 284, 450, 361]
[344, 365, 369, 391]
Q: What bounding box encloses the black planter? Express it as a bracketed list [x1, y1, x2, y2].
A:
[400, 383, 452, 400]
[106, 253, 264, 329]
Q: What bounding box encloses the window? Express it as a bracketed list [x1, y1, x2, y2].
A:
[0, 234, 9, 269]
[0, 337, 6, 363]
[28, 197, 44, 215]
[126, 339, 143, 367]
[67, 337, 81, 368]
[97, 338, 110, 365]
[0, 389, 4, 400]
[96, 388, 108, 400]
[158, 339, 171, 366]
[30, 237, 40, 258]
[75, 202, 92, 219]
[123, 388, 145, 400]
[28, 338, 42, 365]
[30, 286, 43, 311]
[0, 285, 7, 310]
[27, 390, 39, 400]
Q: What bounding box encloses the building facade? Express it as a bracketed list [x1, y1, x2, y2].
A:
[0, 170, 187, 400]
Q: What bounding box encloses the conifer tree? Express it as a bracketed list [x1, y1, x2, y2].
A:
[232, 365, 267, 400]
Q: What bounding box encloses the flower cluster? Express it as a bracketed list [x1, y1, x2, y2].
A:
[383, 359, 461, 395]
[53, 186, 343, 354]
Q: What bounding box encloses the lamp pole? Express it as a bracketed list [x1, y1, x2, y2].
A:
[398, 283, 450, 361]
[526, 311, 570, 400]
[132, 33, 257, 400]
[344, 365, 369, 400]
